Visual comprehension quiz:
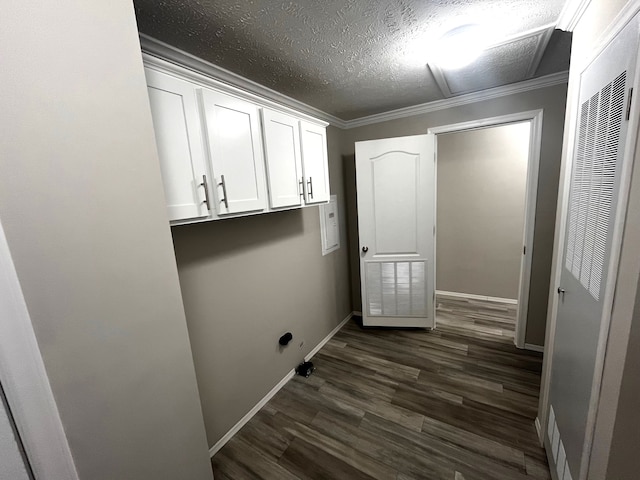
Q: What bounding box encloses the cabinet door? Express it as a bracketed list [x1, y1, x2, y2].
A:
[300, 121, 330, 204]
[145, 68, 209, 221]
[261, 109, 304, 209]
[199, 89, 267, 215]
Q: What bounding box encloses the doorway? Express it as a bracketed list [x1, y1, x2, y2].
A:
[429, 110, 543, 349]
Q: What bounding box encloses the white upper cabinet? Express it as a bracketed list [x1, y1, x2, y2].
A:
[199, 89, 267, 216]
[143, 54, 330, 224]
[261, 109, 304, 209]
[145, 68, 209, 222]
[300, 121, 331, 204]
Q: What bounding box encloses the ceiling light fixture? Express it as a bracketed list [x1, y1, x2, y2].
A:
[429, 24, 494, 70]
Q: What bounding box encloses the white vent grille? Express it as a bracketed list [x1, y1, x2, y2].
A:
[565, 71, 626, 300]
[366, 261, 427, 316]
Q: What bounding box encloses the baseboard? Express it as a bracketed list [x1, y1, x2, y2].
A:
[305, 312, 353, 362]
[435, 290, 518, 305]
[208, 311, 354, 458]
[535, 416, 544, 446]
[525, 343, 545, 353]
[208, 367, 295, 457]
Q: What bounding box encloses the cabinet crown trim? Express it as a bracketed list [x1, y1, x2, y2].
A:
[140, 34, 334, 128]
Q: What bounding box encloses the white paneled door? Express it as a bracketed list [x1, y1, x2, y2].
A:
[356, 135, 436, 328]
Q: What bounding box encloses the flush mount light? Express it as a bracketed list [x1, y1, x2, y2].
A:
[429, 24, 494, 69]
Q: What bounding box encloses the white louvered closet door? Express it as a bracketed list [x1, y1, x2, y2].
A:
[355, 135, 436, 328]
[550, 15, 639, 479]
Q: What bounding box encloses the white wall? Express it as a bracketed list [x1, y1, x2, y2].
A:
[0, 2, 212, 479]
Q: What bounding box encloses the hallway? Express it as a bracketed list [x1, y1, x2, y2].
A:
[212, 296, 548, 479]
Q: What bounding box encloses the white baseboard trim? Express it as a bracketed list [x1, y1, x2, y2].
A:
[436, 290, 518, 305]
[525, 343, 545, 353]
[535, 416, 544, 446]
[209, 368, 295, 457]
[305, 313, 353, 362]
[208, 311, 354, 458]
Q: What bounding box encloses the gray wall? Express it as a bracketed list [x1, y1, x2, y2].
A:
[436, 123, 530, 299]
[0, 2, 212, 479]
[172, 125, 352, 447]
[342, 83, 568, 346]
[605, 272, 640, 479]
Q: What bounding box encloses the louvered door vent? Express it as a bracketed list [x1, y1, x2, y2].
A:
[565, 71, 626, 300]
[366, 261, 427, 316]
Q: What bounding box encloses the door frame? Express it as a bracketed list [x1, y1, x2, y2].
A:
[0, 218, 79, 480]
[537, 4, 640, 476]
[428, 109, 544, 349]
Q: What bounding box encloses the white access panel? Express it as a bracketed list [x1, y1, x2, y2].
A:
[320, 195, 340, 255]
[550, 13, 639, 478]
[199, 88, 267, 215]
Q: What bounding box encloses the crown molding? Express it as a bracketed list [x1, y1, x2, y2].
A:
[342, 71, 569, 129]
[139, 34, 346, 128]
[139, 34, 568, 131]
[556, 0, 592, 31]
[526, 27, 555, 79]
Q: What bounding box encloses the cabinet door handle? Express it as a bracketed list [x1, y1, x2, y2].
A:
[299, 178, 305, 199]
[219, 175, 229, 210]
[307, 177, 313, 199]
[201, 175, 211, 211]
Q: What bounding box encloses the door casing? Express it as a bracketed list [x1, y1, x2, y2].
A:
[0, 218, 79, 480]
[428, 109, 544, 350]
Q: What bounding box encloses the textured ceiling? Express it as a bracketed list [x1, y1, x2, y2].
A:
[445, 36, 542, 95]
[134, 0, 571, 120]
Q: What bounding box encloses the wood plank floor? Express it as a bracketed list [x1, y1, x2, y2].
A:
[212, 296, 549, 480]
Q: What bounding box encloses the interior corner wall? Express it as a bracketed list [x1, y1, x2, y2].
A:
[341, 83, 568, 346]
[0, 2, 213, 479]
[604, 271, 640, 479]
[171, 125, 352, 448]
[436, 124, 530, 300]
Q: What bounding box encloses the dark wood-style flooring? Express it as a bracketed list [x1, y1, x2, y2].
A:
[212, 295, 549, 479]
